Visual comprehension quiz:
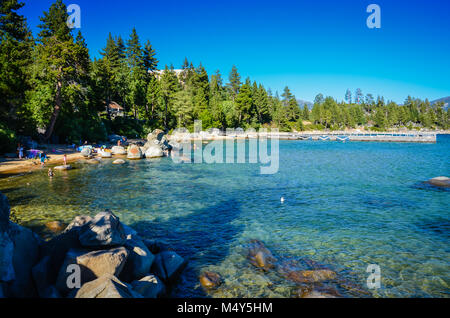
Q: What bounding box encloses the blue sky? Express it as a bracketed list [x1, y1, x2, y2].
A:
[20, 0, 450, 103]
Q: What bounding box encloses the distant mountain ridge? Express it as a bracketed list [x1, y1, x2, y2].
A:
[431, 96, 450, 109]
[297, 99, 313, 109]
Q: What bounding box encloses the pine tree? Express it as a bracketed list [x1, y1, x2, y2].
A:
[126, 27, 143, 69]
[160, 65, 181, 129]
[0, 0, 33, 133]
[345, 89, 352, 104]
[228, 65, 241, 101]
[355, 88, 363, 105]
[235, 82, 253, 126]
[281, 86, 300, 122]
[142, 39, 158, 73]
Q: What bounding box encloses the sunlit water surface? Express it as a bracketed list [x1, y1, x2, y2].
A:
[1, 135, 449, 298]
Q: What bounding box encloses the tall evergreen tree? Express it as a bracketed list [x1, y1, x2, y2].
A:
[0, 0, 33, 134]
[228, 65, 241, 101]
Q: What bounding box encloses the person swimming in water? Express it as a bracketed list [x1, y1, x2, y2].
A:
[48, 168, 54, 178]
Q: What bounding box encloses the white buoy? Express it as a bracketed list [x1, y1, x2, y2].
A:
[281, 197, 285, 203]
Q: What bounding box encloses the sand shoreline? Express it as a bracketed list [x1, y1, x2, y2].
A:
[0, 151, 85, 177]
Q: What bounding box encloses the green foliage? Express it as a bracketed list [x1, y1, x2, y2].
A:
[0, 122, 16, 153]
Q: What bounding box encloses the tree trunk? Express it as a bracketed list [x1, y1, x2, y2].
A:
[164, 96, 168, 130]
[43, 80, 62, 142]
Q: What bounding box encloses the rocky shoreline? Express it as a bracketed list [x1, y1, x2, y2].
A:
[0, 193, 186, 298]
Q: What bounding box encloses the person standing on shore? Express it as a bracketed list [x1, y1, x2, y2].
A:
[40, 152, 46, 167]
[63, 154, 67, 166]
[17, 144, 23, 159]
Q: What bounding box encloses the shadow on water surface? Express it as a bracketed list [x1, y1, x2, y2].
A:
[416, 217, 450, 240]
[129, 198, 244, 297]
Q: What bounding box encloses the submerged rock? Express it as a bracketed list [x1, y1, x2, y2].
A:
[56, 247, 128, 295]
[45, 221, 65, 234]
[54, 165, 72, 170]
[78, 211, 127, 248]
[127, 145, 143, 160]
[199, 271, 222, 289]
[130, 275, 165, 298]
[112, 159, 126, 165]
[284, 269, 337, 284]
[75, 274, 142, 298]
[151, 251, 186, 283]
[247, 240, 277, 271]
[86, 159, 100, 164]
[427, 176, 450, 188]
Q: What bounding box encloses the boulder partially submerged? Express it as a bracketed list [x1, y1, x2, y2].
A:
[247, 239, 277, 271]
[0, 193, 41, 298]
[426, 176, 450, 188]
[127, 145, 143, 160]
[54, 165, 72, 171]
[111, 146, 127, 155]
[199, 271, 222, 289]
[112, 159, 126, 165]
[145, 145, 164, 158]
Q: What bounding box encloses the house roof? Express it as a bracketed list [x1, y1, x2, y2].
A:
[108, 101, 124, 110]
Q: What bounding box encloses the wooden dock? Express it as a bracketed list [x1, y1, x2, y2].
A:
[277, 132, 437, 143]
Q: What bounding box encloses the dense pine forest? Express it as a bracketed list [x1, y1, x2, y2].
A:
[1, 0, 449, 152]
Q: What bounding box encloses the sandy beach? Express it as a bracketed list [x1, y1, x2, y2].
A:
[0, 145, 85, 177]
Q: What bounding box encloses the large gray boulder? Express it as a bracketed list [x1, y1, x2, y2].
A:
[75, 274, 142, 298]
[56, 247, 128, 295]
[145, 145, 164, 158]
[38, 230, 82, 290]
[0, 193, 10, 232]
[111, 146, 127, 155]
[151, 251, 186, 283]
[120, 239, 154, 282]
[130, 275, 165, 298]
[63, 215, 92, 233]
[80, 147, 92, 157]
[6, 222, 41, 297]
[32, 256, 58, 298]
[99, 150, 112, 158]
[127, 145, 142, 160]
[0, 231, 15, 283]
[78, 211, 127, 248]
[146, 129, 172, 151]
[427, 176, 450, 188]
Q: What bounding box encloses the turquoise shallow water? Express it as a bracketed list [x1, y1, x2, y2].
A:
[0, 135, 449, 297]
